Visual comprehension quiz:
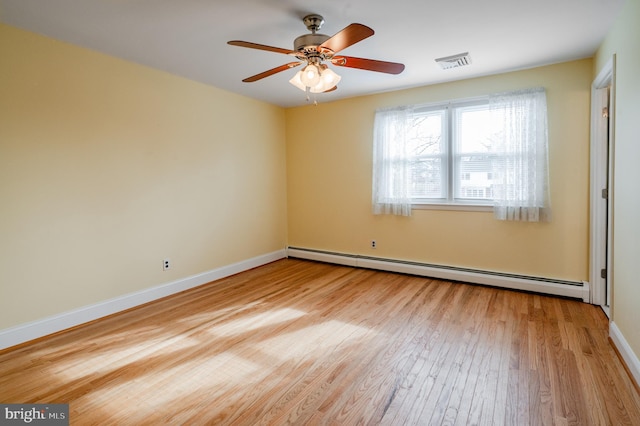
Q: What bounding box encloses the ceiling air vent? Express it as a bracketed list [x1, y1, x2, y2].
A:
[435, 52, 471, 70]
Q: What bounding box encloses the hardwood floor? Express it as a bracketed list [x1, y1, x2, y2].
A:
[1, 259, 639, 425]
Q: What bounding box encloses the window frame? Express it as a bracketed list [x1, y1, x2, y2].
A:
[408, 97, 495, 211]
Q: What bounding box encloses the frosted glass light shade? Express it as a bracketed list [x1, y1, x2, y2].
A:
[300, 64, 321, 87]
[289, 71, 306, 91]
[310, 68, 341, 93]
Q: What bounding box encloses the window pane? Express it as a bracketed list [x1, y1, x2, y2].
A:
[411, 157, 444, 198]
[454, 105, 497, 200]
[457, 155, 495, 199]
[407, 112, 443, 156]
[408, 110, 446, 199]
[456, 106, 496, 153]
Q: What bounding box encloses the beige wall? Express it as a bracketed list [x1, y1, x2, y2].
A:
[286, 59, 593, 281]
[0, 24, 288, 330]
[595, 0, 640, 360]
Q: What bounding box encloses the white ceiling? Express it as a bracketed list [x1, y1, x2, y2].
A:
[0, 0, 624, 107]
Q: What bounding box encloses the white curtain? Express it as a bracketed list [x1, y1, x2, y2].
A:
[490, 88, 551, 222]
[372, 105, 414, 216]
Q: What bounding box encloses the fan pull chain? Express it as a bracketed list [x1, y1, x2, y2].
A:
[304, 87, 318, 106]
[306, 86, 318, 106]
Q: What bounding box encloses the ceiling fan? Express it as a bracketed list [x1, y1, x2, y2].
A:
[227, 14, 405, 94]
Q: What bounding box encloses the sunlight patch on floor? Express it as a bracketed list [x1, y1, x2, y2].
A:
[176, 301, 264, 325]
[63, 317, 374, 421]
[74, 350, 263, 420]
[255, 319, 375, 360]
[25, 325, 159, 360]
[54, 332, 201, 380]
[207, 308, 307, 337]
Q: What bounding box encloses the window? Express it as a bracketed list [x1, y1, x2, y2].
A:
[404, 101, 501, 205]
[372, 88, 551, 221]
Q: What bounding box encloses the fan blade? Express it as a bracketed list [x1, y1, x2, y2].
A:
[242, 62, 301, 82]
[228, 40, 296, 56]
[319, 23, 374, 54]
[324, 86, 338, 93]
[331, 56, 405, 74]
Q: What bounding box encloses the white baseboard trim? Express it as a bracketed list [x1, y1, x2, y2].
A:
[287, 247, 589, 301]
[0, 249, 286, 351]
[609, 321, 640, 387]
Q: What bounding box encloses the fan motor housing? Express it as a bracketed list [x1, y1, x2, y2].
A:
[294, 33, 331, 53]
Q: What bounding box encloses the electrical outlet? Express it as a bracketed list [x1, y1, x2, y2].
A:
[371, 240, 376, 249]
[163, 258, 171, 271]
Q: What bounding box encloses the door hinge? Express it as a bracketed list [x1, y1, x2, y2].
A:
[602, 107, 609, 118]
[602, 188, 608, 199]
[601, 268, 607, 279]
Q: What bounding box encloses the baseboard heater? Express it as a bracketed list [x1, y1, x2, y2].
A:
[287, 247, 589, 302]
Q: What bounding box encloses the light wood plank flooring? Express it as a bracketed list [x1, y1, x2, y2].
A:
[1, 259, 639, 425]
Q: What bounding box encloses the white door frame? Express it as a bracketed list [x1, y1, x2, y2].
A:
[589, 55, 616, 315]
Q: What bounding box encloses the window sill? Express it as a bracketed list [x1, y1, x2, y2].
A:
[412, 203, 493, 212]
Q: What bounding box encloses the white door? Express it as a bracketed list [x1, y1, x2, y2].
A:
[590, 56, 615, 316]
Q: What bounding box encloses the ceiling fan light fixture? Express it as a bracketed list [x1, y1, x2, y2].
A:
[290, 64, 341, 93]
[229, 14, 405, 99]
